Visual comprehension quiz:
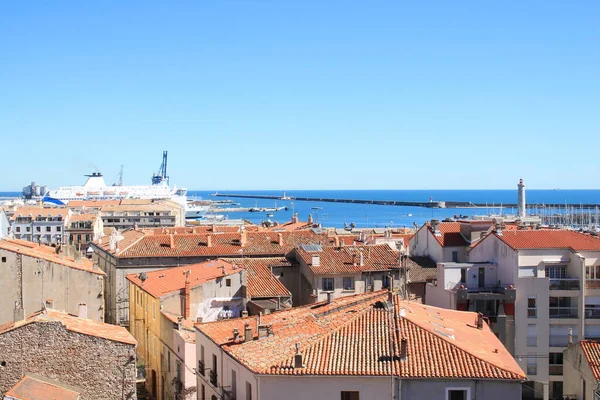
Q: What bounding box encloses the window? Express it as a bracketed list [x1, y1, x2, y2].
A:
[549, 352, 563, 375]
[343, 277, 355, 291]
[231, 369, 237, 399]
[452, 251, 459, 262]
[527, 353, 537, 375]
[550, 297, 577, 318]
[35, 226, 41, 232]
[15, 227, 20, 233]
[546, 266, 566, 279]
[211, 354, 218, 386]
[85, 234, 90, 242]
[246, 382, 252, 400]
[527, 324, 537, 347]
[77, 234, 82, 242]
[322, 277, 334, 292]
[26, 227, 30, 232]
[460, 268, 466, 283]
[56, 226, 61, 232]
[446, 389, 469, 400]
[528, 297, 537, 318]
[226, 278, 231, 287]
[1, 257, 5, 263]
[341, 392, 360, 400]
[46, 226, 51, 232]
[586, 265, 600, 280]
[201, 384, 205, 400]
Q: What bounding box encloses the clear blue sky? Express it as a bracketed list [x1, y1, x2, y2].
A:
[1, 1, 599, 190]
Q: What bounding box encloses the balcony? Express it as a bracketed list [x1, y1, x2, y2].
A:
[457, 284, 510, 294]
[198, 360, 205, 376]
[549, 307, 578, 319]
[210, 370, 218, 386]
[549, 364, 563, 375]
[550, 279, 580, 290]
[585, 307, 600, 319]
[587, 280, 600, 290]
[549, 335, 578, 347]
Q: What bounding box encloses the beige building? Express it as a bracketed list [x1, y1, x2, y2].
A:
[100, 199, 185, 230]
[0, 238, 105, 323]
[66, 213, 104, 252]
[563, 340, 600, 399]
[0, 308, 137, 400]
[195, 291, 525, 400]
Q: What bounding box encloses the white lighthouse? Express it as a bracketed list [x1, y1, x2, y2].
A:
[518, 178, 526, 218]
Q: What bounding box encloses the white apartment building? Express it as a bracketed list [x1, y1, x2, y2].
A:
[467, 228, 600, 400]
[10, 206, 70, 245]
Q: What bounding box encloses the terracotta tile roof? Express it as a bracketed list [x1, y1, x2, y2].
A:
[126, 260, 243, 298]
[0, 239, 104, 276]
[0, 309, 136, 345]
[196, 291, 525, 379]
[262, 219, 313, 232]
[406, 256, 437, 283]
[427, 222, 469, 247]
[5, 375, 81, 400]
[296, 244, 401, 275]
[146, 226, 254, 235]
[93, 229, 323, 258]
[493, 229, 600, 251]
[67, 213, 98, 223]
[10, 206, 70, 221]
[580, 340, 600, 380]
[222, 257, 292, 298]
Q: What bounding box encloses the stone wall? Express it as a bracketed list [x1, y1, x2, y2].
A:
[0, 320, 137, 400]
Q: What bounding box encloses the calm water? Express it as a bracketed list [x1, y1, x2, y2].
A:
[3, 189, 599, 229]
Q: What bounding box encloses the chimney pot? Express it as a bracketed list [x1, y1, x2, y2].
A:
[244, 323, 253, 342]
[241, 310, 249, 318]
[233, 328, 240, 341]
[78, 303, 88, 319]
[207, 235, 212, 247]
[477, 313, 484, 329]
[326, 292, 332, 304]
[278, 233, 284, 247]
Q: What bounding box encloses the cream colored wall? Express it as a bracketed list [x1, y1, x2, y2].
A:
[410, 225, 443, 262]
[563, 344, 598, 399]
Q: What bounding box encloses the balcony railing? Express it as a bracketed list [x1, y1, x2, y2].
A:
[549, 335, 578, 347]
[210, 370, 218, 386]
[198, 360, 205, 376]
[454, 284, 511, 294]
[549, 307, 578, 318]
[549, 364, 563, 375]
[586, 280, 600, 290]
[549, 279, 580, 290]
[585, 307, 600, 319]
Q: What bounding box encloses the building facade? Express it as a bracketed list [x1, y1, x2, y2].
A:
[10, 206, 70, 245]
[562, 340, 600, 400]
[0, 309, 137, 400]
[0, 238, 105, 323]
[66, 213, 104, 252]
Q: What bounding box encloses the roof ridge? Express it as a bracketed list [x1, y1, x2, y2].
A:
[117, 230, 147, 255]
[404, 310, 525, 379]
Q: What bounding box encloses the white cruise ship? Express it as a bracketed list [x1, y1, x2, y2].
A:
[43, 172, 188, 205]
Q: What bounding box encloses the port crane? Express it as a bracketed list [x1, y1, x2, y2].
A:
[151, 151, 169, 185]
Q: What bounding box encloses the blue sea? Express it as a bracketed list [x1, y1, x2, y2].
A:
[3, 189, 599, 229]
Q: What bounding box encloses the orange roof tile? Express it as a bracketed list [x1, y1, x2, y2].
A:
[126, 259, 243, 298]
[93, 229, 323, 258]
[5, 375, 80, 400]
[196, 291, 525, 380]
[296, 244, 401, 274]
[0, 239, 104, 276]
[428, 222, 469, 247]
[222, 257, 292, 298]
[10, 206, 69, 221]
[494, 229, 600, 251]
[581, 340, 600, 380]
[67, 213, 98, 223]
[0, 309, 136, 345]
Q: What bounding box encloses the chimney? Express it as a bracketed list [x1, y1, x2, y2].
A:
[476, 313, 484, 329]
[206, 235, 212, 248]
[241, 310, 249, 318]
[244, 323, 253, 342]
[78, 303, 88, 319]
[292, 213, 298, 224]
[45, 299, 54, 309]
[312, 255, 320, 267]
[431, 220, 441, 236]
[359, 251, 364, 267]
[400, 338, 408, 360]
[169, 234, 175, 249]
[494, 223, 503, 235]
[183, 270, 191, 319]
[308, 214, 313, 225]
[13, 302, 24, 323]
[294, 342, 304, 368]
[326, 292, 332, 304]
[334, 236, 340, 248]
[240, 230, 247, 247]
[233, 328, 240, 341]
[212, 224, 217, 233]
[278, 233, 284, 247]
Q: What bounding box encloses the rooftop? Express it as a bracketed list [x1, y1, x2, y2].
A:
[4, 375, 81, 400]
[0, 239, 103, 276]
[222, 257, 292, 298]
[296, 244, 401, 274]
[406, 256, 437, 283]
[93, 229, 323, 258]
[427, 222, 469, 247]
[10, 206, 69, 221]
[68, 213, 98, 223]
[0, 309, 136, 345]
[195, 291, 525, 379]
[493, 229, 600, 251]
[580, 340, 600, 381]
[126, 259, 243, 298]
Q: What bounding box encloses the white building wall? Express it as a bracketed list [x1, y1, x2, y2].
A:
[409, 225, 443, 262]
